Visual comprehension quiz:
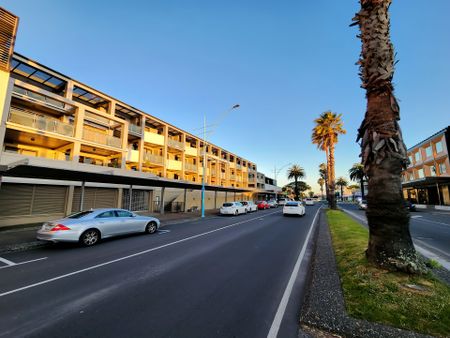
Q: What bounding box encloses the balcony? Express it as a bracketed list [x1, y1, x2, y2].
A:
[127, 149, 139, 162]
[199, 167, 210, 176]
[220, 173, 226, 179]
[168, 139, 184, 151]
[143, 152, 164, 165]
[229, 162, 236, 169]
[185, 145, 198, 157]
[129, 123, 142, 136]
[8, 107, 74, 137]
[167, 159, 182, 171]
[230, 174, 236, 180]
[144, 131, 164, 146]
[82, 128, 122, 148]
[185, 162, 197, 172]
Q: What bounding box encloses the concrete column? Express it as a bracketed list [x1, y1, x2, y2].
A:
[234, 191, 236, 201]
[65, 186, 75, 215]
[117, 188, 123, 208]
[162, 126, 168, 177]
[138, 116, 146, 171]
[183, 188, 187, 212]
[80, 181, 86, 211]
[128, 185, 133, 210]
[108, 100, 116, 116]
[214, 190, 217, 209]
[225, 191, 228, 202]
[121, 121, 129, 170]
[64, 80, 74, 100]
[73, 107, 85, 163]
[160, 187, 165, 214]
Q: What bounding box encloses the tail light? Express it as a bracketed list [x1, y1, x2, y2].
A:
[50, 224, 71, 231]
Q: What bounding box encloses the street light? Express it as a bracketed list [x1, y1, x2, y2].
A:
[200, 104, 240, 218]
[273, 162, 292, 200]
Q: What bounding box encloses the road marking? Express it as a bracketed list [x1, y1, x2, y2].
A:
[411, 215, 422, 219]
[0, 210, 281, 298]
[341, 208, 450, 271]
[0, 257, 16, 266]
[157, 229, 171, 234]
[0, 257, 48, 270]
[411, 218, 450, 227]
[267, 206, 322, 338]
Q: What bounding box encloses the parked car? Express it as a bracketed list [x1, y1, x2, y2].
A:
[36, 209, 160, 246]
[267, 200, 278, 208]
[220, 202, 247, 215]
[257, 201, 270, 210]
[304, 198, 314, 206]
[359, 200, 367, 210]
[283, 201, 306, 216]
[277, 198, 289, 206]
[404, 200, 416, 211]
[240, 201, 257, 212]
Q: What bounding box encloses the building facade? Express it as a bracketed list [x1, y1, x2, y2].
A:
[402, 126, 450, 206]
[0, 8, 258, 226]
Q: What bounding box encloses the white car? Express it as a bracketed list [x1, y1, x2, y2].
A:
[220, 202, 247, 215]
[277, 198, 289, 206]
[283, 201, 306, 216]
[240, 201, 257, 212]
[304, 198, 314, 206]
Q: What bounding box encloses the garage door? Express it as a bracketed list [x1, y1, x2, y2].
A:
[122, 189, 150, 211]
[72, 187, 118, 212]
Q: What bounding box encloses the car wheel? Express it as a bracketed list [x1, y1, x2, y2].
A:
[145, 221, 158, 234]
[235, 210, 239, 216]
[80, 229, 100, 246]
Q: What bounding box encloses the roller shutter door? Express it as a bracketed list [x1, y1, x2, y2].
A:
[31, 185, 67, 215]
[72, 187, 117, 212]
[122, 190, 150, 211]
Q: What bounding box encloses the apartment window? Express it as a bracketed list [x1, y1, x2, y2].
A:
[408, 155, 413, 165]
[417, 168, 424, 178]
[414, 152, 421, 163]
[435, 141, 443, 153]
[425, 146, 432, 158]
[430, 165, 436, 177]
[439, 163, 447, 174]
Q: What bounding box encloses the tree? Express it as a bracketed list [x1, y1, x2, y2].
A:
[284, 181, 310, 200]
[312, 112, 346, 209]
[287, 164, 305, 200]
[336, 177, 348, 201]
[349, 163, 366, 199]
[308, 191, 314, 198]
[352, 0, 423, 273]
[317, 177, 325, 200]
[319, 163, 329, 202]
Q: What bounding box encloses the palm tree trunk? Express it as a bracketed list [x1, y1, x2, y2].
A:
[360, 178, 365, 199]
[328, 144, 337, 209]
[294, 176, 299, 200]
[354, 0, 423, 273]
[325, 148, 331, 206]
[340, 186, 344, 201]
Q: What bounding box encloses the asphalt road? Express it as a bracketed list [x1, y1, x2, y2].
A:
[339, 203, 450, 268]
[0, 205, 321, 338]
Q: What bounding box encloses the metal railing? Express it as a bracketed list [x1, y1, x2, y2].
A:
[82, 128, 122, 148]
[9, 107, 74, 137]
[167, 139, 184, 151]
[144, 152, 164, 165]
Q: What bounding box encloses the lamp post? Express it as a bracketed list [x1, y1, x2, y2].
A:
[273, 162, 292, 200]
[201, 104, 240, 218]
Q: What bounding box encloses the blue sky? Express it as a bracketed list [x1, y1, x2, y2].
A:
[2, 0, 449, 191]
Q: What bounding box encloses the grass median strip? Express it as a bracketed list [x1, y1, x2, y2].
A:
[326, 209, 450, 337]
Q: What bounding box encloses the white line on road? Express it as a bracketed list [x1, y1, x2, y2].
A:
[0, 257, 16, 266]
[157, 230, 171, 234]
[0, 210, 281, 298]
[0, 257, 48, 270]
[267, 206, 322, 338]
[341, 208, 450, 270]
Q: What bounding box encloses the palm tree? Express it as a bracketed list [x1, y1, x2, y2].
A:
[352, 0, 423, 273]
[336, 177, 348, 201]
[319, 163, 329, 202]
[286, 165, 305, 200]
[312, 112, 346, 209]
[317, 178, 325, 200]
[349, 163, 366, 199]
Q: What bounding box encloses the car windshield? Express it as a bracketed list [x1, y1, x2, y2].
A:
[286, 202, 299, 206]
[67, 210, 94, 219]
[240, 201, 248, 205]
[223, 203, 233, 207]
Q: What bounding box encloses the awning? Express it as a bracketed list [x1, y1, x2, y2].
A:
[402, 176, 450, 189]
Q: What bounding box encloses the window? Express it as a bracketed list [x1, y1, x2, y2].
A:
[409, 173, 414, 181]
[435, 141, 443, 153]
[116, 210, 134, 217]
[97, 211, 116, 218]
[414, 152, 421, 163]
[425, 146, 432, 158]
[68, 211, 93, 219]
[439, 163, 447, 174]
[417, 168, 424, 178]
[408, 155, 413, 166]
[430, 165, 436, 177]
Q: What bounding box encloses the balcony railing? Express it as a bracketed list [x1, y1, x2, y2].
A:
[82, 128, 122, 148]
[8, 107, 74, 137]
[230, 174, 236, 180]
[167, 139, 184, 151]
[143, 152, 164, 165]
[185, 163, 197, 172]
[129, 123, 142, 136]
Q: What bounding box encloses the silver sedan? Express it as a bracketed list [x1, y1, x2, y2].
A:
[37, 208, 160, 246]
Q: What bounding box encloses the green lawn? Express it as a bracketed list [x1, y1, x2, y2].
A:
[326, 209, 450, 337]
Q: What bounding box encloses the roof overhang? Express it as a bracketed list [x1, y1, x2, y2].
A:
[402, 176, 450, 189]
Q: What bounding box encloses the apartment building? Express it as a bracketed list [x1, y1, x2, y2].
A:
[0, 8, 258, 226]
[402, 126, 450, 206]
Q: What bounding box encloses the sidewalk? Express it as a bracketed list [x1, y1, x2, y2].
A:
[0, 209, 220, 254]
